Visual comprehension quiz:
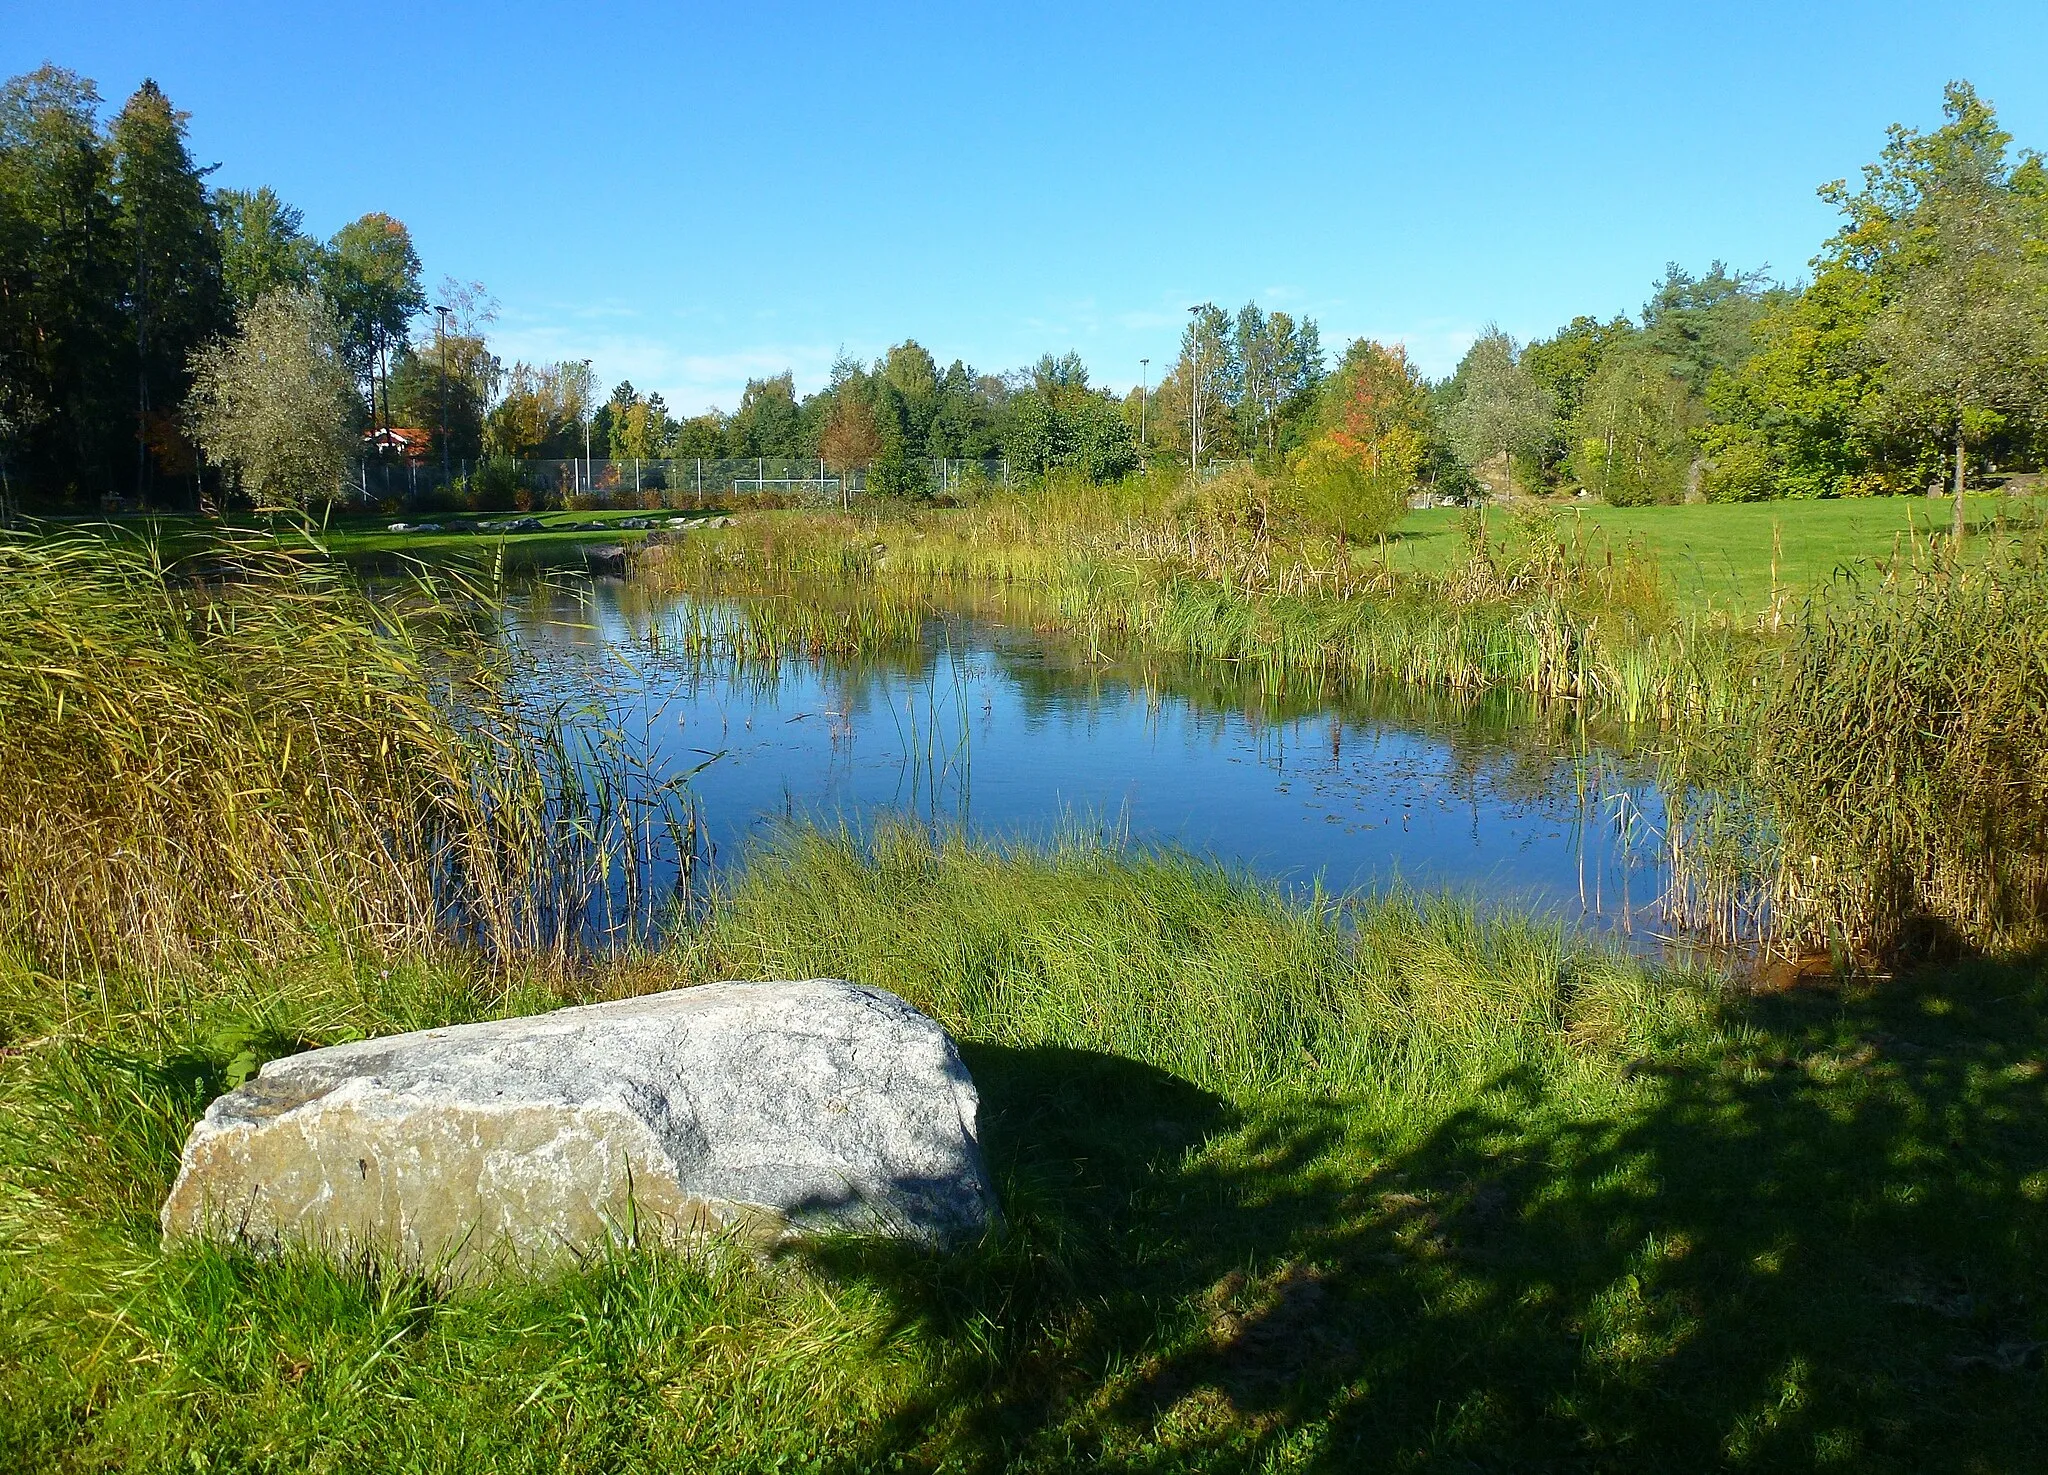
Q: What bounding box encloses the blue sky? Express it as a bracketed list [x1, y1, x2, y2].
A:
[7, 2, 2046, 413]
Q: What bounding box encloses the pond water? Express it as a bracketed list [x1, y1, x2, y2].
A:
[505, 579, 1673, 938]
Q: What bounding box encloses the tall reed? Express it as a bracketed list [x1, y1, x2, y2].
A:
[636, 480, 1756, 720]
[1662, 548, 2048, 959]
[0, 531, 665, 975]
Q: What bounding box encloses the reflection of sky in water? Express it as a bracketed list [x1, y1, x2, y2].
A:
[504, 581, 1667, 933]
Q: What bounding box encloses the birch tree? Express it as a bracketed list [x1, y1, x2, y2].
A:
[1443, 327, 1552, 493]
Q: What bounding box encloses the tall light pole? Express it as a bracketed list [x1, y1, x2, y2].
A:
[434, 304, 452, 487]
[1139, 357, 1149, 455]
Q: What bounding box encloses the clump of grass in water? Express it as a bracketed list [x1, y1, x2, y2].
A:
[634, 474, 1758, 717]
[644, 583, 930, 663]
[684, 822, 1712, 1101]
[1664, 547, 2048, 960]
[0, 530, 673, 976]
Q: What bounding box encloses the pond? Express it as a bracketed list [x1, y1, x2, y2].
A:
[505, 578, 1675, 941]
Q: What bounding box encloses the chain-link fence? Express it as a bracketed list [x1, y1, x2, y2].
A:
[345, 455, 1013, 513]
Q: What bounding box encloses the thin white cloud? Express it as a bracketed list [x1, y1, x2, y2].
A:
[487, 315, 840, 414]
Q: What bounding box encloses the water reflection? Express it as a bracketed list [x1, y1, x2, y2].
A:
[504, 578, 1669, 936]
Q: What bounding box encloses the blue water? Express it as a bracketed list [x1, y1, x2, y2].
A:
[508, 580, 1669, 934]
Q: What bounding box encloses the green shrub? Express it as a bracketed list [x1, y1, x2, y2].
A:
[1701, 438, 1780, 502]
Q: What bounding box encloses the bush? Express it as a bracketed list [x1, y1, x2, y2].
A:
[1285, 436, 1412, 542]
[1701, 438, 1779, 502]
[470, 455, 525, 511]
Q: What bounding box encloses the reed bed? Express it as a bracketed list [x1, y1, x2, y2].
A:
[640, 482, 1762, 721]
[1664, 549, 2048, 960]
[0, 530, 675, 977]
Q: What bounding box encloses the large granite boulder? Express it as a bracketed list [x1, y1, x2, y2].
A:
[161, 980, 996, 1273]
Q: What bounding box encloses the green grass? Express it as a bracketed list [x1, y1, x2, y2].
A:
[2, 518, 2045, 1466]
[31, 504, 714, 567]
[1388, 494, 2045, 615]
[4, 828, 2045, 1471]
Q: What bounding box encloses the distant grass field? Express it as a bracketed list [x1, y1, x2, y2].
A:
[1388, 493, 2046, 614]
[36, 504, 700, 567]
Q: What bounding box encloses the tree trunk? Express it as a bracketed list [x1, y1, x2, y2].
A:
[1954, 427, 1967, 543]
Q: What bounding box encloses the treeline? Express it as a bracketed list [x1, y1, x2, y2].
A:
[531, 344, 1153, 493]
[1434, 82, 2048, 520]
[4, 66, 2044, 521]
[548, 79, 2048, 525]
[0, 66, 440, 510]
[578, 303, 1328, 485]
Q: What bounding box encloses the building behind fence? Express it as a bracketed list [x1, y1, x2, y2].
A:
[348, 455, 1013, 511]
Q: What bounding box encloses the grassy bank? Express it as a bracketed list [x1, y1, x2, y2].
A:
[633, 480, 1746, 724]
[628, 477, 2037, 724]
[24, 505, 706, 567]
[4, 827, 2046, 1470]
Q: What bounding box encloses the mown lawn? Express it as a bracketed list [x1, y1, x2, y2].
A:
[3, 830, 2043, 1472]
[30, 504, 711, 566]
[1388, 493, 2046, 614]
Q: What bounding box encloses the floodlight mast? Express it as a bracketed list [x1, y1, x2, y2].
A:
[1139, 357, 1149, 454]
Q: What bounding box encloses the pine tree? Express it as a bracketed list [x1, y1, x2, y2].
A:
[110, 79, 222, 503]
[0, 66, 125, 501]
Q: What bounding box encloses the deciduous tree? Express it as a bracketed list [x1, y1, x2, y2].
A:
[1442, 327, 1552, 493]
[1569, 343, 1696, 505]
[820, 395, 882, 506]
[1865, 181, 2048, 536]
[184, 287, 356, 508]
[1320, 338, 1430, 478]
[320, 213, 422, 433]
[215, 186, 317, 321]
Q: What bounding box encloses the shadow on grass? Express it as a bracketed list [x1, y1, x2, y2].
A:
[807, 957, 2048, 1472]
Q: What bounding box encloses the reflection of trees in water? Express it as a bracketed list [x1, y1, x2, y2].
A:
[491, 577, 1670, 927]
[505, 575, 1669, 816]
[985, 635, 1658, 817]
